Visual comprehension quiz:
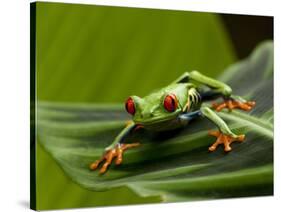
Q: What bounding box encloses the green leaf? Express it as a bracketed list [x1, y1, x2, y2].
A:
[37, 41, 273, 203]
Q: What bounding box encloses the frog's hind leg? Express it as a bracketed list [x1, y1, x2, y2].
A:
[186, 71, 256, 112]
[212, 96, 256, 112]
[198, 90, 255, 112]
[201, 106, 245, 152]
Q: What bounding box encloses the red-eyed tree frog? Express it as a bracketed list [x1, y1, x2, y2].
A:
[90, 71, 255, 174]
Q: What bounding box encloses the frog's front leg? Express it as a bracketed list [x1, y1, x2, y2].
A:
[201, 106, 245, 152]
[89, 121, 140, 174]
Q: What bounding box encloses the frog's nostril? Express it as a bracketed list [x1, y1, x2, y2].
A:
[141, 111, 153, 118]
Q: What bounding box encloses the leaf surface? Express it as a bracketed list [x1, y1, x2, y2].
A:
[37, 41, 273, 202]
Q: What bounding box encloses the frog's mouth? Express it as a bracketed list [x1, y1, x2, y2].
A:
[134, 116, 182, 132]
[133, 114, 179, 127]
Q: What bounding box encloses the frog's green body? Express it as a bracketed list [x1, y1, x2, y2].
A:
[90, 71, 255, 174]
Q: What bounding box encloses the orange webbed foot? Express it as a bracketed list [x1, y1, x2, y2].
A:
[208, 130, 245, 152]
[212, 99, 256, 112]
[89, 142, 140, 174]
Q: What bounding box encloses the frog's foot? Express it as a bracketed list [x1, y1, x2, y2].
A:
[208, 130, 245, 152]
[89, 142, 140, 174]
[212, 99, 256, 112]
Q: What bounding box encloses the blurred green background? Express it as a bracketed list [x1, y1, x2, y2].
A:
[33, 2, 273, 210]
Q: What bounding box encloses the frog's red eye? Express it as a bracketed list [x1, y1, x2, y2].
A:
[125, 97, 136, 115]
[164, 94, 178, 112]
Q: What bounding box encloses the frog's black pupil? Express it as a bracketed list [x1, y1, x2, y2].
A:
[172, 98, 175, 107]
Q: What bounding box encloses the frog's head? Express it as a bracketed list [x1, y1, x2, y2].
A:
[124, 84, 188, 127]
